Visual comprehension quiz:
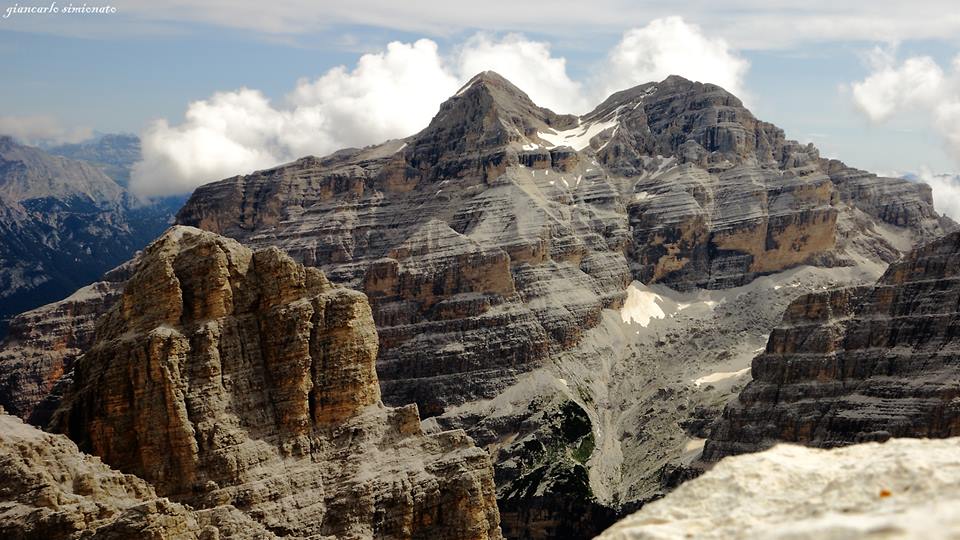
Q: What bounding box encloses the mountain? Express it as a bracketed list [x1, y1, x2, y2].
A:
[703, 229, 960, 460]
[0, 136, 178, 336]
[599, 437, 960, 539]
[171, 72, 953, 537]
[47, 133, 141, 187]
[2, 72, 955, 539]
[39, 226, 502, 538]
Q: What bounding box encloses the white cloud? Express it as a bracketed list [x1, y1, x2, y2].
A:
[286, 39, 459, 150]
[456, 33, 589, 113]
[600, 17, 749, 99]
[914, 168, 960, 221]
[0, 115, 93, 146]
[851, 51, 945, 121]
[850, 50, 960, 166]
[131, 39, 459, 198]
[131, 18, 751, 198]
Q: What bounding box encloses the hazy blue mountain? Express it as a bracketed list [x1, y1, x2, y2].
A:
[47, 133, 141, 187]
[0, 136, 183, 336]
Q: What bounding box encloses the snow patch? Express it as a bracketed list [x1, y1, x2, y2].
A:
[454, 79, 477, 97]
[693, 367, 750, 387]
[620, 283, 666, 327]
[538, 117, 619, 151]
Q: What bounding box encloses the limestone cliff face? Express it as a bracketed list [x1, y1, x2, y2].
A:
[704, 230, 960, 460]
[0, 411, 274, 540]
[48, 226, 502, 539]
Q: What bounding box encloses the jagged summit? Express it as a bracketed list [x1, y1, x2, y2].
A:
[407, 71, 578, 176]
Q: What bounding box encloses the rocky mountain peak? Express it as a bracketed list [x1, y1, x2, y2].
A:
[406, 71, 579, 179]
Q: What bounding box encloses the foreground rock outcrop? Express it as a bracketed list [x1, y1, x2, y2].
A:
[599, 437, 960, 539]
[46, 226, 502, 539]
[705, 230, 960, 460]
[0, 411, 274, 540]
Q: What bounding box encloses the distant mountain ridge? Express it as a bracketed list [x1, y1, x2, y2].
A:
[47, 133, 141, 187]
[0, 135, 180, 335]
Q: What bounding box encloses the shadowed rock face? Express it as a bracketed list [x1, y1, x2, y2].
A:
[48, 226, 502, 539]
[704, 230, 960, 461]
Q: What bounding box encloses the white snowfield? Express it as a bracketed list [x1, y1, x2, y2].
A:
[597, 438, 960, 539]
[538, 118, 619, 151]
[619, 283, 665, 327]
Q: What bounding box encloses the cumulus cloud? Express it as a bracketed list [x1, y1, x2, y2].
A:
[132, 17, 750, 198]
[132, 39, 459, 197]
[0, 115, 93, 146]
[600, 17, 749, 99]
[912, 168, 960, 221]
[850, 49, 960, 165]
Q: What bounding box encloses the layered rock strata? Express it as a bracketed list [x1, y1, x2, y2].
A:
[7, 72, 954, 539]
[176, 72, 951, 418]
[705, 230, 960, 460]
[48, 226, 502, 539]
[171, 72, 953, 538]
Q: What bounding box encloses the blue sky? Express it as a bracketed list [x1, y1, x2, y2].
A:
[1, 1, 960, 203]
